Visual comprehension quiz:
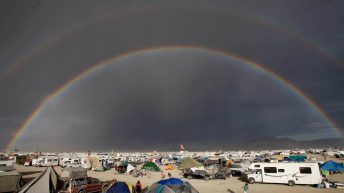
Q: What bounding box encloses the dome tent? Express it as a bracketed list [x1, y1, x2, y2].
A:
[142, 162, 160, 172]
[177, 157, 202, 170]
[106, 182, 135, 193]
[320, 160, 344, 172]
[145, 178, 199, 193]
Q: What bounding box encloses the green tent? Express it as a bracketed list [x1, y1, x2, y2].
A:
[142, 162, 160, 172]
[178, 157, 202, 170]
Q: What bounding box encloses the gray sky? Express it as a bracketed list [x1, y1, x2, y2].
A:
[0, 0, 343, 151]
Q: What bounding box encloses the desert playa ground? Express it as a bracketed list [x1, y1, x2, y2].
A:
[16, 154, 343, 193]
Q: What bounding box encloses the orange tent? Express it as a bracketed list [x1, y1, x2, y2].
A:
[225, 159, 234, 167]
[164, 164, 174, 170]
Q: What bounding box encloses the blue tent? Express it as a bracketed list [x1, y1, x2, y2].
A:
[320, 160, 344, 172]
[106, 182, 134, 193]
[158, 178, 184, 185]
[283, 157, 293, 162]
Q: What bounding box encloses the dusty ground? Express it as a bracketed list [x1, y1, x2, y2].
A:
[15, 155, 344, 193]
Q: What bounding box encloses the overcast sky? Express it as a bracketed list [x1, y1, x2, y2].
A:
[0, 0, 343, 151]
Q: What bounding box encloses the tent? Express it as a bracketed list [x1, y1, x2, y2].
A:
[126, 164, 135, 174]
[146, 178, 199, 193]
[89, 156, 103, 171]
[155, 159, 161, 166]
[164, 164, 174, 170]
[117, 162, 128, 173]
[95, 165, 105, 172]
[177, 157, 202, 170]
[320, 160, 344, 172]
[106, 182, 135, 193]
[225, 159, 234, 167]
[18, 166, 60, 193]
[142, 162, 160, 172]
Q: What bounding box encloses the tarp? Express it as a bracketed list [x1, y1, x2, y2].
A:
[142, 162, 160, 172]
[106, 182, 134, 193]
[320, 160, 344, 172]
[0, 171, 21, 192]
[271, 155, 284, 161]
[177, 157, 202, 170]
[18, 167, 59, 193]
[288, 155, 306, 162]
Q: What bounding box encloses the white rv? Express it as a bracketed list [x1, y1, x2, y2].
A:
[0, 160, 14, 171]
[40, 157, 59, 167]
[64, 158, 82, 168]
[32, 157, 44, 166]
[247, 162, 322, 186]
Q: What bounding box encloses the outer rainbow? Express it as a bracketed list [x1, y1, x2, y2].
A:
[1, 6, 342, 81]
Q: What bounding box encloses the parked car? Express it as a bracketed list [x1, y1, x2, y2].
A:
[183, 169, 213, 181]
[214, 169, 227, 180]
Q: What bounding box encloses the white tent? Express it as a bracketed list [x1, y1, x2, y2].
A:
[126, 163, 135, 174]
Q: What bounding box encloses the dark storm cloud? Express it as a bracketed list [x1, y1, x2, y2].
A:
[15, 51, 336, 151]
[0, 0, 343, 151]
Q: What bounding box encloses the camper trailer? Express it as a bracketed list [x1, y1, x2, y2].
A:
[64, 158, 82, 168]
[247, 162, 322, 186]
[40, 157, 59, 167]
[32, 157, 45, 166]
[0, 160, 14, 172]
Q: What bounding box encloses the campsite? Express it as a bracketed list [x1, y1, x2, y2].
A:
[0, 148, 343, 193]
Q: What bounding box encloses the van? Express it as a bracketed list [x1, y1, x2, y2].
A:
[247, 162, 322, 186]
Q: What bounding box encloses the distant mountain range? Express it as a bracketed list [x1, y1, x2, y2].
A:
[181, 137, 344, 151]
[233, 137, 344, 150]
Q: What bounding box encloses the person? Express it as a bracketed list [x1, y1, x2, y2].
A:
[135, 180, 142, 193]
[168, 173, 172, 178]
[243, 183, 249, 193]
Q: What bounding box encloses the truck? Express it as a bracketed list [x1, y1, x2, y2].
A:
[58, 168, 111, 193]
[228, 162, 249, 175]
[247, 162, 323, 186]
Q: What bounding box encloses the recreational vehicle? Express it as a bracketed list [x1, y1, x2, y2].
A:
[0, 160, 14, 172]
[32, 157, 44, 166]
[247, 162, 322, 186]
[40, 157, 59, 167]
